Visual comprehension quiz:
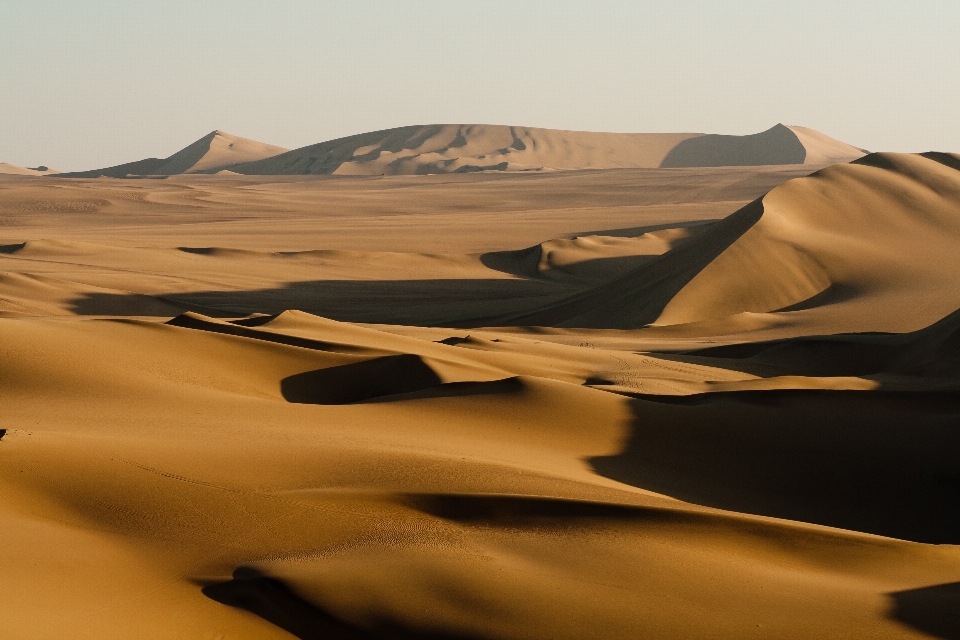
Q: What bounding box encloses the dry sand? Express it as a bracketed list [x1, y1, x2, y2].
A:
[1, 151, 958, 639]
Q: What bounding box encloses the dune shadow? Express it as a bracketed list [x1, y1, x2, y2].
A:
[660, 125, 806, 168]
[282, 354, 522, 405]
[406, 493, 689, 529]
[203, 566, 488, 640]
[69, 277, 572, 326]
[589, 389, 960, 543]
[0, 242, 26, 254]
[566, 219, 720, 239]
[888, 582, 960, 640]
[773, 282, 861, 313]
[281, 354, 443, 404]
[479, 249, 661, 282]
[203, 567, 366, 639]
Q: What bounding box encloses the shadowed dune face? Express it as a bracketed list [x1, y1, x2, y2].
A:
[888, 582, 960, 640]
[590, 390, 960, 543]
[202, 568, 369, 640]
[660, 124, 807, 167]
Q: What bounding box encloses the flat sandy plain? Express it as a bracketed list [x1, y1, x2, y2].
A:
[1, 155, 959, 639]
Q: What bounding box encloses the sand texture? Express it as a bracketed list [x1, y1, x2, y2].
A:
[1, 152, 958, 639]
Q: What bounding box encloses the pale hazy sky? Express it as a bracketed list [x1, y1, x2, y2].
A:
[3, 1, 959, 171]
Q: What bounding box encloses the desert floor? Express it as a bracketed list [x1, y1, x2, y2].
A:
[1, 159, 959, 639]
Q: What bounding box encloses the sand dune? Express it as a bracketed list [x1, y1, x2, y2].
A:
[53, 124, 863, 179]
[2, 150, 959, 638]
[57, 130, 288, 178]
[495, 153, 960, 337]
[0, 162, 58, 176]
[224, 123, 864, 176]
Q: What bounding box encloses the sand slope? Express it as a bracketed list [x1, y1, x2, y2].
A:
[57, 131, 288, 178]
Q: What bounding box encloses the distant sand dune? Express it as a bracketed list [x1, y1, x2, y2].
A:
[54, 124, 864, 179]
[226, 123, 864, 176]
[0, 162, 58, 176]
[57, 130, 288, 178]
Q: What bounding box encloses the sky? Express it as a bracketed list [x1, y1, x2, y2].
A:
[2, 1, 959, 171]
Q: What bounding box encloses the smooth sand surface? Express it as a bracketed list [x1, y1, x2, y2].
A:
[1, 155, 959, 639]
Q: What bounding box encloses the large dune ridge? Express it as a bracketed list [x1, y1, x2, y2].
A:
[57, 130, 289, 178]
[224, 123, 865, 175]
[2, 150, 960, 639]
[54, 123, 865, 179]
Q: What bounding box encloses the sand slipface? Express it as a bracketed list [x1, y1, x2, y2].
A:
[1, 144, 959, 639]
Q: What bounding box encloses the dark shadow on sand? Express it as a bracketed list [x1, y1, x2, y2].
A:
[589, 389, 960, 543]
[888, 582, 960, 640]
[202, 567, 485, 640]
[203, 567, 366, 640]
[69, 277, 574, 326]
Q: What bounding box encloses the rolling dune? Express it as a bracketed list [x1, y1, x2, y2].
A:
[2, 149, 959, 639]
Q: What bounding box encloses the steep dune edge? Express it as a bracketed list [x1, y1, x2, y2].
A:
[57, 131, 288, 178]
[500, 152, 960, 333]
[221, 123, 862, 176]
